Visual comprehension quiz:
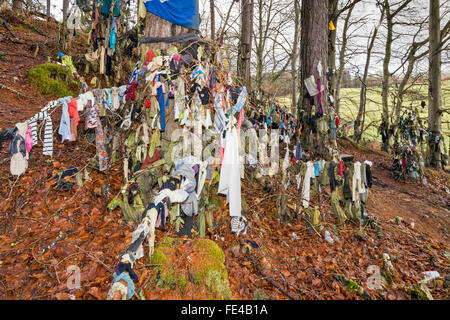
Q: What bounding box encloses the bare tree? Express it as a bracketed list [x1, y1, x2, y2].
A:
[354, 6, 385, 142]
[63, 0, 69, 23]
[334, 3, 355, 115]
[237, 0, 254, 88]
[378, 0, 414, 152]
[46, 0, 51, 17]
[428, 0, 442, 168]
[210, 0, 215, 40]
[291, 0, 301, 110]
[328, 0, 363, 96]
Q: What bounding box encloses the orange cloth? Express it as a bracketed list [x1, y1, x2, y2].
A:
[68, 98, 80, 126]
[68, 98, 79, 142]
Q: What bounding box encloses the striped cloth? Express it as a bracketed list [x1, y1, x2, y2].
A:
[28, 100, 59, 157]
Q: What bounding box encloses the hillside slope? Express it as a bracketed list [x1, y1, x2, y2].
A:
[0, 11, 449, 300]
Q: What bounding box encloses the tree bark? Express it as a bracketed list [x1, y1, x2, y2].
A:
[381, 0, 393, 152]
[27, 0, 33, 10]
[46, 0, 51, 17]
[299, 0, 329, 158]
[428, 0, 442, 168]
[63, 0, 69, 23]
[291, 0, 301, 110]
[238, 0, 254, 89]
[209, 0, 215, 40]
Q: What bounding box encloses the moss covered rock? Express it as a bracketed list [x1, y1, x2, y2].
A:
[28, 63, 79, 97]
[147, 237, 232, 299]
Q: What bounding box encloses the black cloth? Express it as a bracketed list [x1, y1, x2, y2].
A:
[161, 177, 180, 191]
[343, 168, 352, 200]
[329, 161, 337, 192]
[0, 128, 16, 150]
[140, 33, 200, 45]
[177, 214, 193, 238]
[106, 54, 112, 76]
[366, 164, 373, 188]
[198, 87, 211, 105]
[116, 262, 139, 282]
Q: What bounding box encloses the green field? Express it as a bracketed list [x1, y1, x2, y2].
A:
[278, 80, 450, 143]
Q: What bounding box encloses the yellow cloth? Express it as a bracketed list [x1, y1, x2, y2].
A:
[138, 0, 146, 19]
[329, 20, 336, 31]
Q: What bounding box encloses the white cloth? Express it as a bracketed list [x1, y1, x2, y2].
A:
[218, 126, 241, 217]
[352, 161, 366, 201]
[282, 145, 290, 171]
[154, 189, 189, 205]
[302, 161, 315, 208]
[67, 5, 82, 30]
[196, 161, 208, 199]
[10, 122, 29, 176]
[130, 210, 153, 260]
[204, 109, 212, 128]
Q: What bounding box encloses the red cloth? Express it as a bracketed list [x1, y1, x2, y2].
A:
[145, 49, 155, 65]
[68, 98, 79, 126]
[335, 116, 340, 127]
[141, 149, 161, 171]
[337, 160, 345, 176]
[126, 81, 137, 101]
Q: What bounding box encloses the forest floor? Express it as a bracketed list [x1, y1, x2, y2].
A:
[0, 11, 449, 300]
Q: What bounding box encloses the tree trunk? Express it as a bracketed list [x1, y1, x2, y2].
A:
[238, 0, 254, 89]
[12, 0, 22, 12]
[27, 0, 33, 10]
[46, 0, 51, 17]
[428, 0, 442, 168]
[381, 0, 392, 152]
[209, 0, 215, 40]
[299, 0, 329, 158]
[63, 0, 69, 23]
[291, 0, 301, 109]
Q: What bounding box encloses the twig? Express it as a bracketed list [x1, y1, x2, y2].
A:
[6, 175, 20, 200]
[0, 83, 33, 99]
[74, 245, 113, 273]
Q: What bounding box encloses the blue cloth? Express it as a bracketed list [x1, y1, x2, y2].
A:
[232, 86, 247, 114]
[109, 17, 117, 50]
[314, 161, 323, 177]
[157, 75, 166, 131]
[147, 202, 166, 229]
[113, 271, 135, 300]
[144, 0, 200, 30]
[295, 141, 302, 160]
[101, 0, 120, 17]
[58, 97, 72, 142]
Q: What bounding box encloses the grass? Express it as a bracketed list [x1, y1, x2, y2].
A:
[278, 80, 450, 143]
